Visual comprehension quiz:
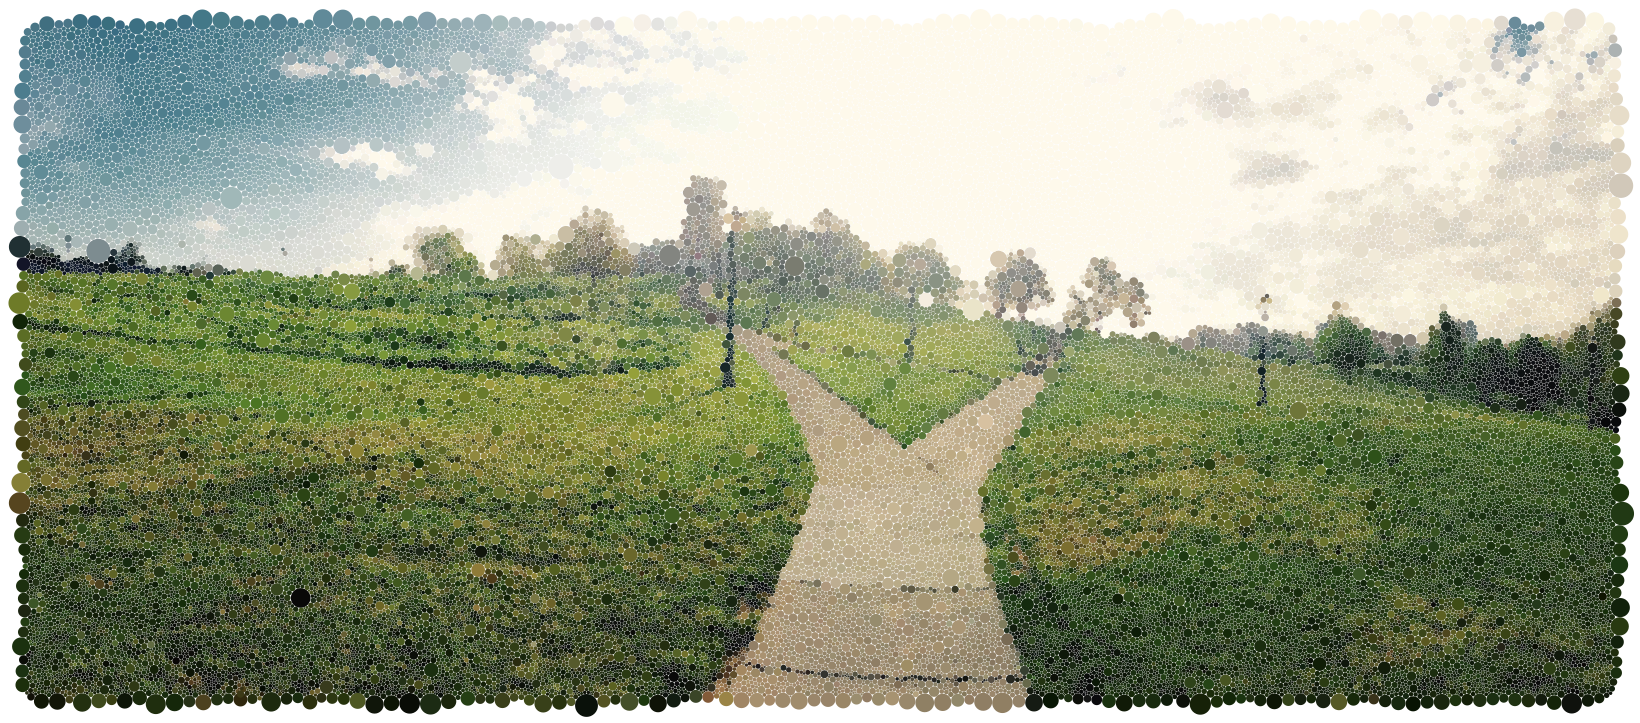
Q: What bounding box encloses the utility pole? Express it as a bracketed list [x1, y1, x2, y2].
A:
[721, 230, 738, 389]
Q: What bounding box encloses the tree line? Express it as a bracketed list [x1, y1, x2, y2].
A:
[1233, 296, 1620, 429]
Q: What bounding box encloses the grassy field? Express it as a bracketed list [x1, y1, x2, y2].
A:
[981, 334, 1624, 707]
[15, 270, 815, 708]
[759, 291, 1040, 445]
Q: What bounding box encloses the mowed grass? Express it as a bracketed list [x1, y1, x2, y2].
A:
[16, 270, 815, 705]
[770, 294, 1029, 445]
[981, 334, 1622, 703]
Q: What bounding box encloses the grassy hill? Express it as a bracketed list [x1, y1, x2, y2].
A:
[981, 334, 1624, 708]
[16, 270, 814, 707]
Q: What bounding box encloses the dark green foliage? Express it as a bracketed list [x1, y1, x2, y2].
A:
[1312, 314, 1377, 383]
[1502, 334, 1554, 411]
[1416, 308, 1469, 391]
[1469, 337, 1515, 406]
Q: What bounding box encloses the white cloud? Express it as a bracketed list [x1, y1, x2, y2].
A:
[277, 50, 331, 78]
[194, 216, 224, 234]
[528, 12, 734, 95]
[414, 143, 436, 158]
[459, 68, 543, 143]
[350, 54, 436, 88]
[321, 146, 414, 180]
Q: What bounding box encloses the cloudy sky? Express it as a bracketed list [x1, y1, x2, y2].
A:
[11, 5, 1631, 339]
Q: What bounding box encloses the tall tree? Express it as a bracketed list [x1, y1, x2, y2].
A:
[1464, 337, 1511, 409]
[412, 227, 482, 279]
[1554, 304, 1620, 429]
[881, 240, 960, 363]
[1417, 311, 1469, 397]
[544, 207, 634, 280]
[1063, 256, 1151, 331]
[1507, 334, 1563, 412]
[493, 233, 549, 279]
[1314, 313, 1382, 375]
[985, 249, 1054, 321]
[678, 172, 731, 295]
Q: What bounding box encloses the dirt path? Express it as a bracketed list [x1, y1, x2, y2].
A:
[714, 330, 1043, 712]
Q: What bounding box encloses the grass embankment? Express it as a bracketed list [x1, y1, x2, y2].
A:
[766, 293, 1036, 445]
[12, 270, 820, 711]
[982, 334, 1624, 706]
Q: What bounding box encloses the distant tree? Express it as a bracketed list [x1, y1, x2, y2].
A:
[412, 228, 482, 279]
[678, 176, 730, 282]
[545, 208, 634, 280]
[1314, 313, 1382, 375]
[25, 242, 61, 273]
[1063, 256, 1151, 331]
[114, 242, 147, 271]
[384, 260, 410, 277]
[494, 233, 549, 279]
[882, 239, 960, 363]
[1506, 334, 1563, 412]
[1418, 311, 1468, 397]
[1561, 303, 1626, 429]
[1464, 337, 1511, 409]
[985, 249, 1054, 321]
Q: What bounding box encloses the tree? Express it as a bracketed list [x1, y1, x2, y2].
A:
[1554, 303, 1620, 429]
[493, 233, 549, 279]
[1417, 311, 1468, 397]
[114, 242, 147, 271]
[544, 207, 634, 280]
[881, 239, 960, 363]
[412, 227, 482, 279]
[1063, 256, 1151, 331]
[1314, 313, 1382, 375]
[678, 176, 730, 282]
[1506, 334, 1563, 412]
[985, 249, 1054, 321]
[1464, 337, 1511, 409]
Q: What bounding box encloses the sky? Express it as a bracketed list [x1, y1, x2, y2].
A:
[8, 5, 1632, 340]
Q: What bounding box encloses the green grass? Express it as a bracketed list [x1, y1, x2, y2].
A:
[982, 334, 1624, 703]
[762, 293, 1030, 445]
[16, 270, 814, 705]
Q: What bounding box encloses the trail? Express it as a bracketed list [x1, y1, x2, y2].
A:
[714, 330, 1044, 712]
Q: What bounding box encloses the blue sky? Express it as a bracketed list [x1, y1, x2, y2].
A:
[6, 7, 1632, 338]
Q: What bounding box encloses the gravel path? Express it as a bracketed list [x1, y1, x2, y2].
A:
[713, 330, 1043, 713]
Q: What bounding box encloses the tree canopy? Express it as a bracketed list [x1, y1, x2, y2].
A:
[541, 207, 634, 280]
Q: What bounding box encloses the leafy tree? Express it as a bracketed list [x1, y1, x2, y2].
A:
[1561, 304, 1626, 429]
[1464, 337, 1511, 409]
[985, 249, 1054, 321]
[678, 175, 730, 282]
[545, 208, 634, 280]
[494, 233, 549, 279]
[1506, 334, 1563, 412]
[114, 242, 147, 271]
[881, 239, 961, 363]
[1063, 256, 1151, 331]
[1313, 313, 1382, 375]
[412, 228, 482, 279]
[1417, 311, 1468, 396]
